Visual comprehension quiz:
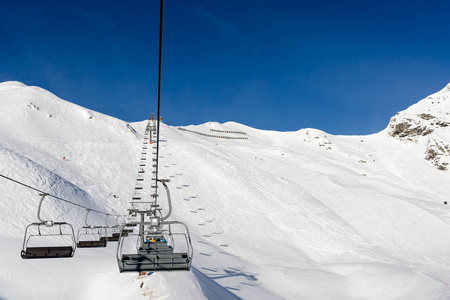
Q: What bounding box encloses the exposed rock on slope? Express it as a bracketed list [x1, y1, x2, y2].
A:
[425, 138, 450, 170]
[387, 83, 450, 170]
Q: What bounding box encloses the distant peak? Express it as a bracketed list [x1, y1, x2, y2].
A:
[434, 82, 450, 95]
[0, 81, 28, 91]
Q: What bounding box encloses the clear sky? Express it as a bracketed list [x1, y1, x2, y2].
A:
[1, 0, 449, 135]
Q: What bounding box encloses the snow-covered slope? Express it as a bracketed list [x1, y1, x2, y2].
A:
[1, 81, 450, 299]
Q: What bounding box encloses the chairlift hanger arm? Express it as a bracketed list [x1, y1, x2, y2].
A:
[159, 179, 172, 221]
[37, 193, 49, 224]
[84, 209, 92, 227]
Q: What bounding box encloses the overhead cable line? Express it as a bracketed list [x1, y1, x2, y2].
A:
[0, 173, 123, 218]
[154, 0, 165, 208]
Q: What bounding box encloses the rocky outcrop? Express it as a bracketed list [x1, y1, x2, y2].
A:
[388, 115, 448, 142]
[300, 129, 332, 150]
[387, 83, 450, 170]
[425, 138, 450, 171]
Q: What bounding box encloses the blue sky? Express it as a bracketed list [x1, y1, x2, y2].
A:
[1, 0, 449, 135]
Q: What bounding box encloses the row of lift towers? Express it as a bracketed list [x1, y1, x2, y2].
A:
[20, 115, 193, 272]
[119, 115, 193, 272]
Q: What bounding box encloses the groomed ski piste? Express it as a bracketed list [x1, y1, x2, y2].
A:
[1, 80, 450, 299]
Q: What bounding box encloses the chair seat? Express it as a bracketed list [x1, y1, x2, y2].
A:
[108, 235, 120, 242]
[21, 246, 74, 259]
[119, 252, 190, 272]
[77, 240, 107, 248]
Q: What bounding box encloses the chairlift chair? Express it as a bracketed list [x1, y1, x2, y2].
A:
[21, 222, 76, 259]
[77, 226, 108, 248]
[117, 180, 193, 272]
[76, 210, 108, 248]
[21, 194, 76, 259]
[104, 215, 123, 242]
[110, 226, 132, 241]
[107, 226, 126, 241]
[117, 221, 193, 272]
[109, 232, 120, 241]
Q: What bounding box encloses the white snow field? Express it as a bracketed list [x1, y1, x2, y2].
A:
[1, 80, 450, 299]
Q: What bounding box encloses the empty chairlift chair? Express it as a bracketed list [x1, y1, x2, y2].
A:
[109, 229, 122, 241]
[105, 215, 123, 242]
[77, 227, 108, 248]
[76, 210, 108, 248]
[21, 194, 76, 259]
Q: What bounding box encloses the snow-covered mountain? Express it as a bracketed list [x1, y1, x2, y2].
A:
[1, 81, 450, 299]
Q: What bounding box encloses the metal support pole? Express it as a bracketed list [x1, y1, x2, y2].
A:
[140, 212, 145, 248]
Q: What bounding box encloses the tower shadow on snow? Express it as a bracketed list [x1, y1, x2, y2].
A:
[192, 267, 244, 300]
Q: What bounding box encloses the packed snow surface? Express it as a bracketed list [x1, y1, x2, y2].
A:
[1, 81, 450, 299]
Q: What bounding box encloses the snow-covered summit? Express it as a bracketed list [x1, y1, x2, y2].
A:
[0, 81, 137, 144]
[387, 83, 450, 138]
[386, 83, 450, 170]
[0, 80, 28, 91]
